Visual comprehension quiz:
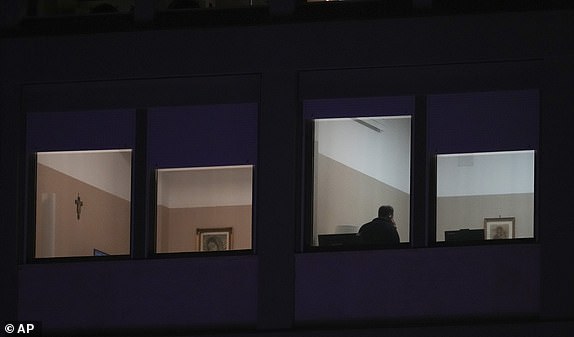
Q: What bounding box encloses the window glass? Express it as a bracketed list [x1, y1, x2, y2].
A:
[35, 149, 132, 258]
[311, 116, 411, 247]
[156, 165, 253, 253]
[436, 150, 535, 242]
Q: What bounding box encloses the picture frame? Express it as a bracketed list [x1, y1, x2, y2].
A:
[484, 217, 515, 240]
[196, 227, 233, 252]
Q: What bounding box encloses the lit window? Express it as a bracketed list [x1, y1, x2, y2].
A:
[436, 150, 535, 242]
[148, 103, 257, 254]
[310, 116, 411, 247]
[35, 149, 132, 258]
[155, 165, 253, 253]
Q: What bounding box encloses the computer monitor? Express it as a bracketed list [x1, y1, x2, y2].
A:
[93, 248, 109, 256]
[444, 229, 485, 242]
[318, 233, 359, 247]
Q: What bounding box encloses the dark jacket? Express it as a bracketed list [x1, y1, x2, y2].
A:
[358, 217, 400, 246]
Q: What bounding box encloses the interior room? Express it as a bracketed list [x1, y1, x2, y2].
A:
[436, 150, 535, 241]
[35, 150, 132, 258]
[156, 165, 253, 253]
[312, 116, 411, 245]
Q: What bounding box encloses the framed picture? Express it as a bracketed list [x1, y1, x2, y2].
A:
[484, 217, 515, 240]
[197, 227, 233, 252]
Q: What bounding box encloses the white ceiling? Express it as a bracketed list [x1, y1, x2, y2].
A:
[37, 150, 132, 201]
[157, 165, 253, 208]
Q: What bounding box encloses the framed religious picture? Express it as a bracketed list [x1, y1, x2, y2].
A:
[196, 227, 233, 252]
[484, 217, 515, 240]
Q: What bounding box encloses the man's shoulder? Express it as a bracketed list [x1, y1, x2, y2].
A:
[359, 218, 379, 230]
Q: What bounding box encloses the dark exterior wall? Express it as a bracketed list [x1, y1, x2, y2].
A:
[539, 54, 574, 320]
[17, 256, 258, 333]
[295, 244, 540, 323]
[1, 8, 573, 336]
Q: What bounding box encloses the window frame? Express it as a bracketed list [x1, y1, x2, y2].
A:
[301, 96, 416, 252]
[25, 108, 137, 263]
[300, 90, 539, 251]
[151, 164, 257, 256]
[430, 149, 539, 247]
[146, 103, 259, 258]
[426, 89, 540, 246]
[30, 149, 135, 260]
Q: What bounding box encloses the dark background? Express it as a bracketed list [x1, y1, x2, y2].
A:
[1, 1, 573, 336]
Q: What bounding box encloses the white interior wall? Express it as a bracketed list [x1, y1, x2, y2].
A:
[157, 165, 253, 208]
[316, 117, 411, 193]
[37, 150, 132, 200]
[436, 151, 535, 241]
[437, 151, 535, 197]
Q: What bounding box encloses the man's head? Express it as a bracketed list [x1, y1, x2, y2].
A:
[378, 205, 394, 219]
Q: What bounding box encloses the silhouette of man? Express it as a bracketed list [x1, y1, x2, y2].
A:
[358, 205, 400, 246]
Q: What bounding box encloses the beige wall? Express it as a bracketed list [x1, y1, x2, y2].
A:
[315, 154, 410, 243]
[35, 164, 131, 257]
[156, 205, 170, 252]
[436, 193, 534, 241]
[156, 205, 252, 253]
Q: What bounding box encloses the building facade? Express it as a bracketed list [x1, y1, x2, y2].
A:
[1, 1, 573, 336]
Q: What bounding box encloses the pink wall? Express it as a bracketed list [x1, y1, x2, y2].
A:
[156, 205, 252, 253]
[35, 164, 131, 257]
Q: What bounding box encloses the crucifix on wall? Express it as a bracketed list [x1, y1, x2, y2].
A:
[74, 193, 83, 220]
